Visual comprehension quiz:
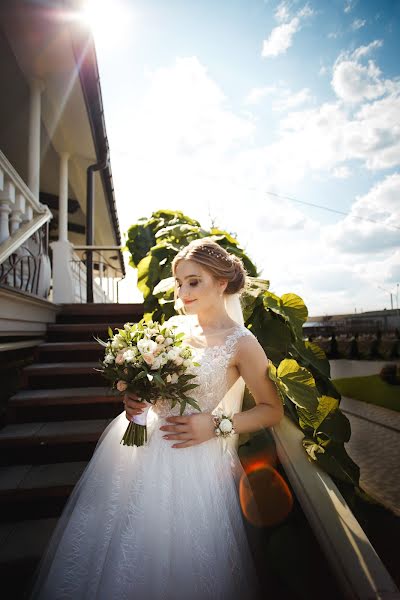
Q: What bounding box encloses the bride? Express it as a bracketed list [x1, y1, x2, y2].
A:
[29, 238, 284, 600]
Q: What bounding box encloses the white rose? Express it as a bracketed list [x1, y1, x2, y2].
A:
[156, 334, 165, 343]
[219, 419, 233, 433]
[174, 356, 184, 366]
[183, 359, 192, 368]
[137, 338, 158, 356]
[150, 356, 162, 370]
[160, 352, 169, 366]
[167, 348, 179, 360]
[123, 350, 136, 363]
[164, 337, 173, 346]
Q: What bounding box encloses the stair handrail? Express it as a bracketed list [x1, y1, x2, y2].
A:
[271, 416, 400, 599]
[0, 150, 52, 264]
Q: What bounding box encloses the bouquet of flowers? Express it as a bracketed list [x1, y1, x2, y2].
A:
[95, 318, 200, 447]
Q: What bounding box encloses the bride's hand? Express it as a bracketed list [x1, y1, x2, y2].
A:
[159, 414, 215, 448]
[123, 393, 145, 421]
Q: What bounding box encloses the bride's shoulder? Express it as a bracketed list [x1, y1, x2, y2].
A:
[235, 324, 256, 339]
[234, 325, 261, 349]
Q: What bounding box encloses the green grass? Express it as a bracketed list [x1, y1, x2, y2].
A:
[333, 375, 400, 412]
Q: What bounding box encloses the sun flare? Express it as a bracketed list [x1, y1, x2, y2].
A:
[80, 0, 133, 49]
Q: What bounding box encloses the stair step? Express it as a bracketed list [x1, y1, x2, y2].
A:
[46, 322, 129, 341]
[0, 517, 58, 598]
[0, 419, 112, 465]
[0, 461, 88, 521]
[22, 361, 104, 389]
[56, 302, 143, 324]
[36, 341, 104, 362]
[7, 387, 122, 423]
[9, 386, 117, 407]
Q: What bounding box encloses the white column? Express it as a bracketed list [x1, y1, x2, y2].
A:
[50, 240, 75, 303]
[58, 152, 69, 241]
[0, 180, 16, 243]
[10, 193, 26, 234]
[28, 79, 44, 201]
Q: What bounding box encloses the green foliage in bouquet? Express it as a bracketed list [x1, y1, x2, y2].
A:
[125, 210, 362, 493]
[95, 319, 201, 447]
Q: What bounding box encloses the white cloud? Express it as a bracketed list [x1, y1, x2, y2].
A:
[262, 17, 300, 58]
[386, 253, 400, 285]
[245, 82, 312, 111]
[326, 173, 400, 253]
[106, 54, 399, 313]
[351, 18, 366, 30]
[352, 94, 400, 169]
[332, 165, 352, 178]
[331, 40, 387, 104]
[251, 81, 400, 181]
[244, 84, 277, 105]
[352, 39, 383, 60]
[344, 0, 356, 14]
[276, 87, 312, 111]
[274, 1, 291, 22]
[332, 58, 387, 103]
[262, 3, 314, 58]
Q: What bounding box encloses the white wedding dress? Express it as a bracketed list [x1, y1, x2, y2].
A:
[29, 315, 263, 600]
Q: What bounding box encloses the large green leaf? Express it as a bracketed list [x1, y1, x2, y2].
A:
[297, 395, 338, 431]
[249, 309, 291, 364]
[263, 292, 308, 339]
[281, 293, 308, 337]
[276, 359, 319, 412]
[292, 339, 331, 379]
[312, 442, 360, 487]
[137, 254, 160, 299]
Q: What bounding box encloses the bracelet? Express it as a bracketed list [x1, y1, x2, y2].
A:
[212, 412, 236, 438]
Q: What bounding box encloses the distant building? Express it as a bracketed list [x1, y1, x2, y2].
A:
[304, 309, 400, 336]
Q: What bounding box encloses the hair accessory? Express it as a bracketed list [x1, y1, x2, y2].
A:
[200, 246, 233, 263]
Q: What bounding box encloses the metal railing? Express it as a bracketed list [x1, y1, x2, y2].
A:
[0, 221, 51, 298]
[71, 245, 125, 303]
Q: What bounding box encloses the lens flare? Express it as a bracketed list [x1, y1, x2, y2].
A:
[239, 464, 293, 528]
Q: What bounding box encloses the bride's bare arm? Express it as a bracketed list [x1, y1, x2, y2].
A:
[231, 335, 284, 434]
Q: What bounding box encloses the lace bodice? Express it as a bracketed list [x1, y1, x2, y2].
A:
[151, 316, 254, 418]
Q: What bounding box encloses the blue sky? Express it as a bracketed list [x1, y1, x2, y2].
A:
[84, 0, 400, 314]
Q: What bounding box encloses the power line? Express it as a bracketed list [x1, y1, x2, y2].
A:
[265, 191, 400, 231]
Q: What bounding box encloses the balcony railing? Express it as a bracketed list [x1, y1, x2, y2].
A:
[0, 150, 52, 265]
[71, 245, 125, 303]
[0, 222, 51, 298]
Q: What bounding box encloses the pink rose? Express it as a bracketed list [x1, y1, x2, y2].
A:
[143, 353, 154, 365]
[116, 380, 128, 392]
[115, 353, 125, 365]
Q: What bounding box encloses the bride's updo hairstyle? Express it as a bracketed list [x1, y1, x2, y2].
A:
[172, 237, 247, 295]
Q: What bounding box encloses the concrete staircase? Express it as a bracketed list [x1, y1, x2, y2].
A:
[0, 303, 144, 598]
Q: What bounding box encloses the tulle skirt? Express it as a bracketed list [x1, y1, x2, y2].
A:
[29, 408, 262, 599]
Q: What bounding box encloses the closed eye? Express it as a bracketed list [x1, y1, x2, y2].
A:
[176, 280, 199, 288]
